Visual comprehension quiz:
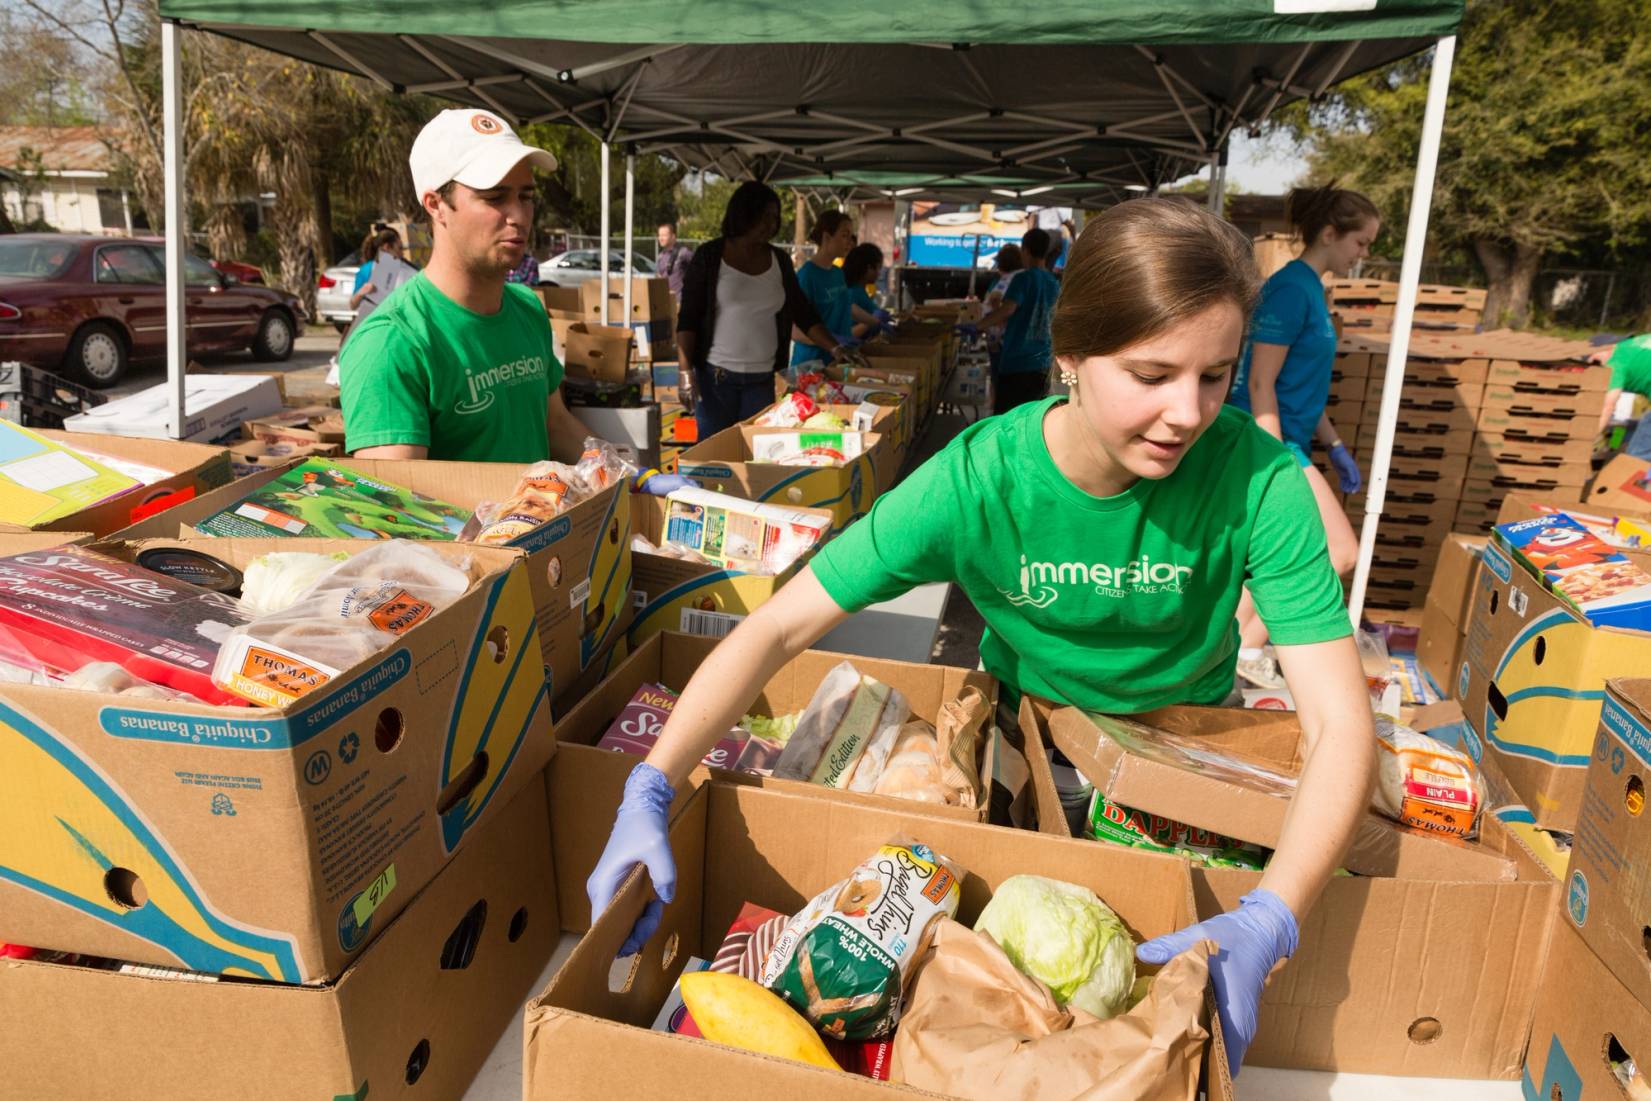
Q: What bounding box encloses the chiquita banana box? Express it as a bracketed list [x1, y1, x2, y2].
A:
[678, 426, 886, 536]
[0, 536, 553, 984]
[1459, 534, 1651, 833]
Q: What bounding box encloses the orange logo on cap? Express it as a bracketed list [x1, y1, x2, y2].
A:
[471, 114, 503, 135]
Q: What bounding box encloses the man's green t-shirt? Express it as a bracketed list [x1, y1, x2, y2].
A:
[340, 274, 565, 463]
[1609, 335, 1651, 397]
[811, 399, 1351, 712]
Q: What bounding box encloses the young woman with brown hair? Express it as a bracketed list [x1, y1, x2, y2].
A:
[586, 197, 1377, 1076]
[1229, 183, 1380, 688]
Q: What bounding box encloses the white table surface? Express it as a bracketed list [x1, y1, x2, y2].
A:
[815, 581, 951, 664]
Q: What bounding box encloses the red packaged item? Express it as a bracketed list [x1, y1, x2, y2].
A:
[706, 901, 893, 1080]
[596, 682, 747, 766]
[0, 545, 254, 706]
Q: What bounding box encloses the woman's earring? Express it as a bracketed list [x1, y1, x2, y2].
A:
[1059, 366, 1079, 388]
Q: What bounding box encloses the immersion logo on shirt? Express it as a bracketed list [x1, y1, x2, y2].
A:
[1001, 553, 1193, 608]
[456, 355, 547, 415]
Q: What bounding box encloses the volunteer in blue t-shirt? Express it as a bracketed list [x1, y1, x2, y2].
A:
[841, 242, 891, 339]
[971, 226, 1060, 415]
[1228, 183, 1380, 688]
[791, 212, 882, 370]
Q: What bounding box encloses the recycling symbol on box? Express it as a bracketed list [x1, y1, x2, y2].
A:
[339, 731, 360, 765]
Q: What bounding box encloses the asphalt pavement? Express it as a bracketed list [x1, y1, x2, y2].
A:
[107, 325, 342, 399]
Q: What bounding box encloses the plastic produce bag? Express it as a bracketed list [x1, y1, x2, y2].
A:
[771, 661, 910, 788]
[891, 918, 1210, 1101]
[754, 392, 820, 428]
[1373, 716, 1484, 838]
[212, 541, 472, 707]
[464, 437, 635, 546]
[239, 551, 349, 616]
[759, 840, 965, 1040]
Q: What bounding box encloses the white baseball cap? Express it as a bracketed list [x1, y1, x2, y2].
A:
[409, 108, 559, 200]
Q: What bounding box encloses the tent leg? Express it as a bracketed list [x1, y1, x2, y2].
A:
[1348, 35, 1458, 626]
[1212, 145, 1229, 217]
[599, 140, 611, 327]
[623, 152, 635, 327]
[162, 20, 188, 439]
[1206, 156, 1220, 213]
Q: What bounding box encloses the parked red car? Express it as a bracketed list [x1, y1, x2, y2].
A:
[0, 234, 305, 387]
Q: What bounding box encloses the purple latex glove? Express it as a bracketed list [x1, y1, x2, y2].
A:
[1328, 443, 1361, 495]
[585, 762, 677, 957]
[634, 470, 697, 496]
[1135, 888, 1298, 1076]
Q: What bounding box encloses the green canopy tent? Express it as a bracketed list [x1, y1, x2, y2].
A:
[152, 0, 1466, 622]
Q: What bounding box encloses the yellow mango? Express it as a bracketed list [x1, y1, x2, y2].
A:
[678, 971, 841, 1071]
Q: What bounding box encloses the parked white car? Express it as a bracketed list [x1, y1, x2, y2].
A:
[315, 250, 361, 332]
[540, 249, 656, 287]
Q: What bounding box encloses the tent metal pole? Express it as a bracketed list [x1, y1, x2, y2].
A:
[1348, 35, 1457, 626]
[624, 152, 636, 323]
[600, 140, 611, 327]
[1206, 157, 1220, 213]
[162, 19, 187, 440]
[309, 30, 396, 90]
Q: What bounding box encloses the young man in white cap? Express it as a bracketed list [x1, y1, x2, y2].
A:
[340, 109, 597, 465]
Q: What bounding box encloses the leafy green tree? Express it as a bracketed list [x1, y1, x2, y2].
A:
[1273, 0, 1651, 327]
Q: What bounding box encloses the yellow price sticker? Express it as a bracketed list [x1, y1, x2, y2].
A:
[352, 863, 398, 928]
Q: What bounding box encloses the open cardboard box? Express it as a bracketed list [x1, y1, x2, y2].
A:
[1460, 501, 1651, 832]
[0, 429, 233, 539]
[1584, 453, 1651, 514]
[747, 400, 907, 492]
[627, 496, 834, 646]
[525, 766, 1233, 1101]
[1046, 705, 1519, 881]
[2, 773, 560, 1100]
[550, 631, 1001, 929]
[0, 535, 554, 984]
[678, 424, 887, 534]
[1019, 698, 1561, 1080]
[110, 456, 632, 709]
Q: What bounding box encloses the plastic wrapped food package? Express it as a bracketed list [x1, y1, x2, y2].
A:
[868, 688, 990, 807]
[771, 662, 911, 789]
[661, 487, 830, 575]
[211, 541, 473, 707]
[758, 840, 965, 1040]
[239, 551, 350, 615]
[754, 392, 821, 428]
[1373, 716, 1484, 838]
[464, 437, 635, 546]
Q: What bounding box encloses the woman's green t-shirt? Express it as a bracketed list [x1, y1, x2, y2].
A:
[811, 399, 1351, 712]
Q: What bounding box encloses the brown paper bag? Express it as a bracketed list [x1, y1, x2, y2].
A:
[891, 919, 1209, 1101]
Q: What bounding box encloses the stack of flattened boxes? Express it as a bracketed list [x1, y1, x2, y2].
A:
[1327, 278, 1397, 335]
[1454, 330, 1605, 534]
[1344, 331, 1483, 609]
[1411, 284, 1486, 333]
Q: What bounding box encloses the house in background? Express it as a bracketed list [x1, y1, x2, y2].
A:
[0, 125, 139, 235]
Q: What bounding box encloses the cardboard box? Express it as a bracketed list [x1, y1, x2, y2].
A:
[1364, 374, 1486, 410]
[1485, 358, 1610, 392]
[1361, 396, 1478, 434]
[1522, 923, 1651, 1101]
[1562, 678, 1651, 1009]
[228, 438, 342, 477]
[1330, 370, 1367, 404]
[1425, 533, 1488, 627]
[112, 458, 633, 708]
[0, 536, 554, 982]
[1346, 474, 1465, 510]
[1477, 431, 1597, 467]
[1481, 383, 1607, 419]
[1460, 537, 1651, 831]
[1031, 699, 1557, 1077]
[1477, 404, 1599, 440]
[242, 406, 348, 448]
[582, 275, 674, 322]
[0, 430, 232, 538]
[575, 403, 663, 471]
[1455, 495, 1506, 534]
[551, 631, 1002, 928]
[0, 777, 560, 1099]
[1464, 453, 1592, 490]
[678, 425, 886, 534]
[1419, 599, 1465, 696]
[627, 498, 833, 644]
[526, 770, 1231, 1101]
[63, 374, 283, 443]
[1355, 444, 1471, 480]
[1046, 706, 1518, 881]
[1584, 454, 1651, 514]
[564, 322, 636, 384]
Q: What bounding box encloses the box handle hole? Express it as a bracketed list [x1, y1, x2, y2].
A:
[436, 752, 489, 817]
[1407, 1017, 1442, 1045]
[609, 951, 642, 994]
[1488, 682, 1509, 722]
[104, 867, 147, 910]
[439, 900, 487, 971]
[1605, 1032, 1648, 1099]
[661, 931, 680, 971]
[375, 707, 406, 753]
[1629, 775, 1646, 817]
[508, 906, 529, 943]
[405, 1039, 430, 1085]
[1534, 636, 1548, 666]
[1490, 590, 1500, 615]
[485, 625, 510, 665]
